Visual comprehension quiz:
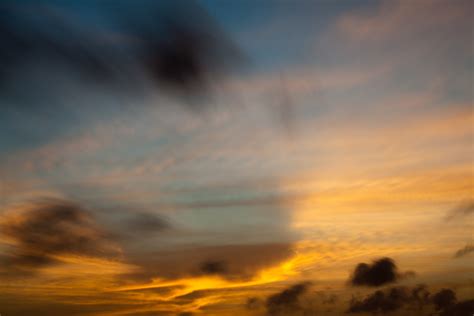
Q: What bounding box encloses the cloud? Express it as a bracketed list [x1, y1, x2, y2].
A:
[432, 288, 456, 311]
[440, 299, 474, 316]
[347, 287, 410, 314]
[246, 297, 263, 310]
[0, 1, 242, 103]
[0, 0, 246, 151]
[199, 260, 228, 275]
[124, 212, 170, 234]
[347, 285, 473, 315]
[0, 198, 119, 273]
[347, 284, 431, 314]
[410, 284, 431, 309]
[453, 244, 474, 258]
[265, 282, 311, 315]
[315, 291, 339, 305]
[349, 257, 399, 287]
[445, 200, 474, 221]
[127, 243, 294, 282]
[246, 285, 347, 315]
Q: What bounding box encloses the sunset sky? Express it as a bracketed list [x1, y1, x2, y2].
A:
[0, 0, 473, 315]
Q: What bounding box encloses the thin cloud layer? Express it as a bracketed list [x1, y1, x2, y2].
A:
[127, 243, 294, 281]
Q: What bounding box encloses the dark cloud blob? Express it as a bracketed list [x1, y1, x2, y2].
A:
[454, 244, 474, 258]
[349, 257, 399, 287]
[432, 288, 474, 316]
[0, 0, 243, 105]
[0, 198, 118, 273]
[440, 299, 474, 316]
[199, 260, 228, 275]
[433, 288, 457, 311]
[445, 200, 474, 221]
[265, 282, 312, 315]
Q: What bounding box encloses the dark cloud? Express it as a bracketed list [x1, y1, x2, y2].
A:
[199, 260, 228, 275]
[0, 198, 118, 273]
[0, 1, 242, 104]
[347, 285, 472, 315]
[445, 200, 474, 221]
[440, 299, 474, 316]
[347, 287, 410, 314]
[454, 244, 474, 258]
[349, 257, 399, 287]
[347, 285, 433, 314]
[265, 282, 311, 315]
[432, 288, 457, 311]
[246, 287, 342, 315]
[0, 0, 246, 151]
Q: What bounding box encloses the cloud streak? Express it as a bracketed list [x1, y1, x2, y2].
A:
[453, 244, 474, 258]
[445, 200, 474, 221]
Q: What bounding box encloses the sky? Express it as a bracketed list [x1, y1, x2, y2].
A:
[0, 0, 473, 315]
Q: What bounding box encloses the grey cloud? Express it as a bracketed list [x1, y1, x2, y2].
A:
[124, 212, 170, 234]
